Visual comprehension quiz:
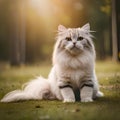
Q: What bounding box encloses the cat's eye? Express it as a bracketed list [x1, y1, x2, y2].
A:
[66, 37, 72, 41]
[77, 36, 84, 41]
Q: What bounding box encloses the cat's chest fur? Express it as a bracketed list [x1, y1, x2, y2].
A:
[56, 61, 93, 87]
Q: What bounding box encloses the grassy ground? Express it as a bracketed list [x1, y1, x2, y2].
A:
[0, 61, 120, 120]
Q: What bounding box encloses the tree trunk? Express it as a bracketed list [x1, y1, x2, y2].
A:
[112, 0, 119, 61]
[19, 0, 26, 64]
[10, 0, 26, 66]
[10, 2, 20, 66]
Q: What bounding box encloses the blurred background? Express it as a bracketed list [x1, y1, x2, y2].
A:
[0, 0, 120, 66]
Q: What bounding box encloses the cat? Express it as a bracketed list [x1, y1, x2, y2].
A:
[1, 23, 103, 103]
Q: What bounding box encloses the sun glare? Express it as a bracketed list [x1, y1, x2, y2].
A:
[29, 0, 61, 30]
[27, 0, 83, 35]
[28, 0, 73, 34]
[30, 0, 53, 17]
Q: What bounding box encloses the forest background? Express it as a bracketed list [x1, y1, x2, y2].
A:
[0, 0, 119, 65]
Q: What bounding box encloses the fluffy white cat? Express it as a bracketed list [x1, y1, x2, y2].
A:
[1, 23, 103, 103]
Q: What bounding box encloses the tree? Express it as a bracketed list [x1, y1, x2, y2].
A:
[112, 0, 119, 62]
[10, 0, 26, 66]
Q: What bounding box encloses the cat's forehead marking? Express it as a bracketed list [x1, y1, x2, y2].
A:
[60, 27, 90, 39]
[67, 28, 79, 38]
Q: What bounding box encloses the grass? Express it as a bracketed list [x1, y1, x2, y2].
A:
[0, 61, 120, 120]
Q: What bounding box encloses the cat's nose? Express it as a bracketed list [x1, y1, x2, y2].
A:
[73, 42, 76, 46]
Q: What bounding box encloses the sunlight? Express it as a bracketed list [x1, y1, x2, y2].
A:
[28, 0, 83, 28]
[27, 0, 74, 40]
[29, 0, 53, 17]
[28, 0, 60, 31]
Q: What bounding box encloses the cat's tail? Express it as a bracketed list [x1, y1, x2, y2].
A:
[1, 77, 54, 103]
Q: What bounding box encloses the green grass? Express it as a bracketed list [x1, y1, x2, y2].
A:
[0, 61, 120, 120]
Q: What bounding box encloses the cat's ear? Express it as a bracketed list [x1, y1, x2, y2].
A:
[81, 23, 90, 31]
[58, 25, 67, 32]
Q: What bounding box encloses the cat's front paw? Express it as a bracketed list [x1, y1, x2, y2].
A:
[63, 99, 75, 103]
[81, 98, 93, 102]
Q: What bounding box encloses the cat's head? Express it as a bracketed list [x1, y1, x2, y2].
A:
[56, 23, 94, 56]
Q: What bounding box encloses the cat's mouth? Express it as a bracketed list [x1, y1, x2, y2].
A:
[71, 44, 83, 51]
[65, 44, 83, 55]
[67, 46, 82, 55]
[70, 45, 78, 50]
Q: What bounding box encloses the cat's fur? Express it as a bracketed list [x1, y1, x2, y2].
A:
[1, 23, 103, 103]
